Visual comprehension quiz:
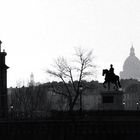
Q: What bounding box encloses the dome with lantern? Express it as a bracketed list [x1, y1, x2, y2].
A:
[120, 45, 140, 80]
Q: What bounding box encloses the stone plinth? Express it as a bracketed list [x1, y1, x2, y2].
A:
[100, 91, 124, 110]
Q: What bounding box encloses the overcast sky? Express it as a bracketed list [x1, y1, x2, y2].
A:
[0, 0, 140, 87]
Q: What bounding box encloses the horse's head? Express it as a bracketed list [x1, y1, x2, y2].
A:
[102, 69, 109, 76]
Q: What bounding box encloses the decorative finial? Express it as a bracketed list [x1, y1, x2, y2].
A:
[130, 45, 135, 56]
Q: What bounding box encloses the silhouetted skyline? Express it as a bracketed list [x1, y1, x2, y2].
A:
[1, 0, 140, 87]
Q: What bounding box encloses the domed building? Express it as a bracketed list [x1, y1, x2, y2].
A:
[120, 46, 140, 80]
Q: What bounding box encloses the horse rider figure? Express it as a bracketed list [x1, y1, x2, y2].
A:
[102, 64, 121, 90]
[109, 64, 115, 80]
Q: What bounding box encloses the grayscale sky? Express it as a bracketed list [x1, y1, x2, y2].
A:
[1, 0, 140, 87]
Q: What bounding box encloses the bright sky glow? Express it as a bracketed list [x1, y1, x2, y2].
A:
[1, 0, 140, 87]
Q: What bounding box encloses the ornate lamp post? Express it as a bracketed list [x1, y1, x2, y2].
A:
[0, 41, 9, 118]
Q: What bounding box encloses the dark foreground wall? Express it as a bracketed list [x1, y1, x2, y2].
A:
[3, 120, 140, 140]
[2, 111, 140, 140]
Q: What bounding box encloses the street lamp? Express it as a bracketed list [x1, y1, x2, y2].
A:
[136, 102, 139, 110]
[79, 85, 83, 114]
[123, 101, 125, 110]
[10, 104, 14, 119]
[10, 105, 13, 110]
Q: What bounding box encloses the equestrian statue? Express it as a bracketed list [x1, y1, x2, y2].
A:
[102, 64, 121, 90]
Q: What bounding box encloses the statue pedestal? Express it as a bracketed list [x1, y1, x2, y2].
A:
[100, 91, 124, 110]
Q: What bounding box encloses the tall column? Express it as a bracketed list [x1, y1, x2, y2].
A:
[0, 41, 9, 118]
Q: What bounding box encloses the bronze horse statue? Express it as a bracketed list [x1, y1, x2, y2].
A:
[102, 69, 121, 90]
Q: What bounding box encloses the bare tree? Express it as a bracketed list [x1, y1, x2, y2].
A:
[11, 84, 53, 118]
[47, 47, 96, 111]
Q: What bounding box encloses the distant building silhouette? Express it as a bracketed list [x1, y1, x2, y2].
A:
[29, 72, 35, 86]
[120, 45, 140, 80]
[0, 41, 9, 118]
[122, 80, 140, 110]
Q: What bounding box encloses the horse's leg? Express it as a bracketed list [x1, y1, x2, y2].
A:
[117, 79, 121, 88]
[115, 76, 121, 88]
[113, 76, 120, 90]
[114, 82, 118, 91]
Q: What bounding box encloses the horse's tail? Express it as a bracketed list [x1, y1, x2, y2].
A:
[102, 69, 104, 76]
[117, 77, 121, 88]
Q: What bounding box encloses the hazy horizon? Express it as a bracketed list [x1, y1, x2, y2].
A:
[1, 0, 140, 87]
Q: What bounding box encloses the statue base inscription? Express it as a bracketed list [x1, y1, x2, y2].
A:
[100, 91, 124, 110]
